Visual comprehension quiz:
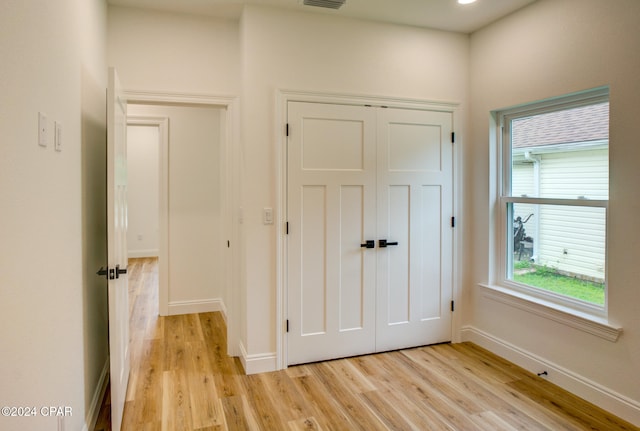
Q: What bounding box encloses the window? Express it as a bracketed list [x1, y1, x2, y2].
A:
[497, 88, 609, 315]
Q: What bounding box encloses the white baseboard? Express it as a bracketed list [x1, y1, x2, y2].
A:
[461, 325, 640, 427]
[167, 298, 224, 316]
[239, 342, 277, 375]
[82, 356, 110, 431]
[128, 249, 159, 258]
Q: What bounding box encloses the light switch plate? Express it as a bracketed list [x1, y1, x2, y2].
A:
[38, 112, 47, 147]
[263, 207, 274, 225]
[54, 121, 62, 152]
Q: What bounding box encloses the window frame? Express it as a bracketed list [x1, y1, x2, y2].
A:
[495, 87, 610, 318]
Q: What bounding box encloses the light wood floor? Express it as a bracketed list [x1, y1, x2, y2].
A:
[94, 257, 638, 431]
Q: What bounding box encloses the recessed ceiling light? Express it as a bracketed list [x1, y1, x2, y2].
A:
[458, 0, 477, 4]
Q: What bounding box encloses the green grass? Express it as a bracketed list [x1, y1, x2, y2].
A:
[513, 265, 605, 305]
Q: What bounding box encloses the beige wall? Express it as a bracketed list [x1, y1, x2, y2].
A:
[468, 0, 640, 422]
[126, 124, 160, 257]
[239, 5, 469, 366]
[1, 0, 108, 429]
[107, 5, 240, 95]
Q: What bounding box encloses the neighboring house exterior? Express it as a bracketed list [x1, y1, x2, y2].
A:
[512, 102, 609, 282]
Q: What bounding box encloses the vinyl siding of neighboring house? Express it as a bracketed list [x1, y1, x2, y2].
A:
[512, 147, 608, 280]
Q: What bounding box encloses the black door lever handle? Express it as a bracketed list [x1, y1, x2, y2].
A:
[379, 239, 398, 248]
[360, 240, 375, 249]
[96, 266, 115, 280]
[115, 264, 128, 279]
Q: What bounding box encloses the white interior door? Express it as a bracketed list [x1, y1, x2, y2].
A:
[287, 102, 377, 365]
[107, 67, 130, 431]
[287, 101, 453, 365]
[375, 108, 453, 351]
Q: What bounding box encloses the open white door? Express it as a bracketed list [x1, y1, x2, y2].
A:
[106, 67, 130, 431]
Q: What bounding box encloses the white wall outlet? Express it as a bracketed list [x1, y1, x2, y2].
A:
[38, 112, 48, 147]
[54, 121, 62, 152]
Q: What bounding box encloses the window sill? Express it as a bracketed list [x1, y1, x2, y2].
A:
[478, 284, 623, 342]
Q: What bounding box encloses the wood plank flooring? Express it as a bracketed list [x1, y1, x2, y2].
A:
[94, 257, 639, 430]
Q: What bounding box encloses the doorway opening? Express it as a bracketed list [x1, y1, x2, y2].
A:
[124, 91, 240, 358]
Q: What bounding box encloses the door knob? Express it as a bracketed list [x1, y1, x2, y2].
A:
[379, 239, 398, 248]
[360, 240, 375, 249]
[97, 265, 127, 280]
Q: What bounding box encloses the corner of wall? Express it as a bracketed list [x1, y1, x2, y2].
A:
[83, 357, 110, 431]
[238, 342, 277, 375]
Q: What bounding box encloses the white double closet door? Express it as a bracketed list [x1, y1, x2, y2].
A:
[287, 101, 453, 366]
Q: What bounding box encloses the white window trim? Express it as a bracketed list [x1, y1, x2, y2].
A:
[487, 87, 622, 341]
[479, 283, 622, 342]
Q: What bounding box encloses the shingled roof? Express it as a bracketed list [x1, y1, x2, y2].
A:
[512, 102, 609, 149]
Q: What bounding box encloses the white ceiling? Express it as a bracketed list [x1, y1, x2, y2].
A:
[107, 0, 537, 33]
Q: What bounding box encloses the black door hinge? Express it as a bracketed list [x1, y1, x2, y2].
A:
[451, 217, 456, 228]
[451, 300, 455, 312]
[286, 320, 289, 332]
[451, 132, 455, 143]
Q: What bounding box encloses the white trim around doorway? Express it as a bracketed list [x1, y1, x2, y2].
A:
[124, 90, 241, 358]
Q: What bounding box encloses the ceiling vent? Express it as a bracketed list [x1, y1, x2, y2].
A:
[303, 0, 346, 10]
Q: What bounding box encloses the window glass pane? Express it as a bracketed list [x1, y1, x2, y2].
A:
[510, 102, 609, 199]
[509, 202, 606, 305]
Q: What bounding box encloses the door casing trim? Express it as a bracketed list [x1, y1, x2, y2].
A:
[124, 90, 241, 357]
[276, 89, 463, 370]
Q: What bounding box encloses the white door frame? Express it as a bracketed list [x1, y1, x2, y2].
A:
[124, 90, 241, 357]
[276, 90, 463, 370]
[107, 68, 130, 431]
